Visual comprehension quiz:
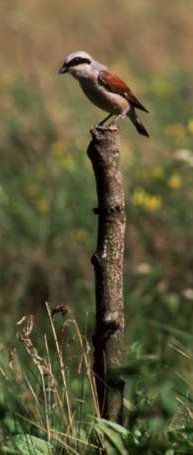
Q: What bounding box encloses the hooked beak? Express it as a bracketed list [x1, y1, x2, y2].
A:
[58, 63, 68, 74]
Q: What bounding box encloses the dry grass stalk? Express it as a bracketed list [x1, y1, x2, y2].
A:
[45, 302, 73, 429]
[4, 305, 103, 452]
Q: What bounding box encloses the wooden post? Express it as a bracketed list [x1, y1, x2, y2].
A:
[87, 126, 126, 423]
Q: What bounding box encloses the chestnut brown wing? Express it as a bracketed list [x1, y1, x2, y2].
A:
[98, 70, 149, 113]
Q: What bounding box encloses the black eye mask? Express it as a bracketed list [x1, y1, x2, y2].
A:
[67, 57, 91, 67]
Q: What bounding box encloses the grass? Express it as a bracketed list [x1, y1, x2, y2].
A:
[0, 304, 100, 454]
[1, 305, 193, 453]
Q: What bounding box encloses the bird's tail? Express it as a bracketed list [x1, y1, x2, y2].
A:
[128, 109, 149, 138]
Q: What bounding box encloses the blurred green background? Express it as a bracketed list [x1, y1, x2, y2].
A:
[1, 0, 193, 396]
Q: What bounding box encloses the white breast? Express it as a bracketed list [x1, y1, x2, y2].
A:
[79, 78, 129, 115]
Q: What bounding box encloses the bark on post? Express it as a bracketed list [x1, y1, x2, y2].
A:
[87, 126, 126, 423]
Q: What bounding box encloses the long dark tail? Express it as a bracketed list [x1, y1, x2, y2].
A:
[128, 109, 149, 138]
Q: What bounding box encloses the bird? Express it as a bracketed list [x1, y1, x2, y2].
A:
[58, 51, 149, 137]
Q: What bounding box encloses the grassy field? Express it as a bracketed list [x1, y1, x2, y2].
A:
[1, 0, 193, 453]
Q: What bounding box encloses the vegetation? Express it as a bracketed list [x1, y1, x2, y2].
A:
[1, 0, 193, 452]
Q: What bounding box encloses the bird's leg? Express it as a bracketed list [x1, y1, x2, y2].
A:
[121, 105, 131, 118]
[112, 105, 131, 124]
[97, 113, 114, 126]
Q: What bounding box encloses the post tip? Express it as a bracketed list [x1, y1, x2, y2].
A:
[90, 124, 119, 139]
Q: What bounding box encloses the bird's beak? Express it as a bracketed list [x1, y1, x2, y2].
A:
[58, 64, 68, 74]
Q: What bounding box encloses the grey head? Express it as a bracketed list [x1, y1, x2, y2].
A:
[58, 50, 106, 79]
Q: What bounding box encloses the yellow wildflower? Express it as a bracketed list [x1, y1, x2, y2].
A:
[187, 119, 193, 134]
[131, 188, 162, 211]
[36, 197, 49, 213]
[132, 188, 147, 206]
[59, 156, 76, 172]
[149, 166, 164, 178]
[167, 173, 182, 189]
[144, 194, 162, 211]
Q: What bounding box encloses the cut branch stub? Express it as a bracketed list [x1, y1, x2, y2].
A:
[87, 126, 126, 423]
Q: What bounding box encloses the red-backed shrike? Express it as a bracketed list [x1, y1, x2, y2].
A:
[58, 51, 149, 137]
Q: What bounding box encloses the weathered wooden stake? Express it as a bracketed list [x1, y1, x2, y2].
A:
[87, 126, 126, 423]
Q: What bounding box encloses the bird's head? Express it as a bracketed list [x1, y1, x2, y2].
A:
[58, 51, 95, 79]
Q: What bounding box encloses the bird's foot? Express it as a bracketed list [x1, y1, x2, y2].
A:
[110, 108, 130, 125]
[92, 124, 118, 132]
[107, 115, 122, 126]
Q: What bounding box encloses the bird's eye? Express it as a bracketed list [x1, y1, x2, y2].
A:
[69, 57, 91, 67]
[74, 57, 80, 65]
